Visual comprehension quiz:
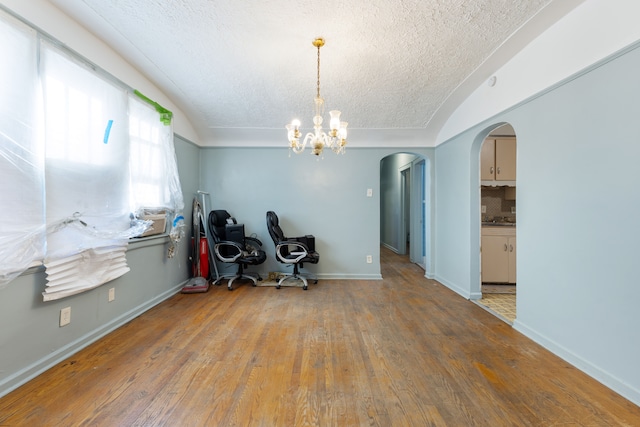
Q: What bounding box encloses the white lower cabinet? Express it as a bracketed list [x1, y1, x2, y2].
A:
[481, 227, 516, 284]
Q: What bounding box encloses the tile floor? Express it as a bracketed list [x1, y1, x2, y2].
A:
[477, 284, 516, 323]
[477, 293, 516, 323]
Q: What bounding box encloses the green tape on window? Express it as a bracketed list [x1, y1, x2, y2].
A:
[134, 90, 173, 125]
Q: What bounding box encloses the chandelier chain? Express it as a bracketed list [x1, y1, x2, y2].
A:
[316, 43, 321, 99]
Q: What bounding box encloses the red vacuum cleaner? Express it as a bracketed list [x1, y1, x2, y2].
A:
[181, 196, 211, 293]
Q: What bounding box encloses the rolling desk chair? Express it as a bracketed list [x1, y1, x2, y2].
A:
[265, 211, 319, 290]
[208, 210, 266, 290]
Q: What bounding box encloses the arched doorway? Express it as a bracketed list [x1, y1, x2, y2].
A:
[476, 124, 517, 323]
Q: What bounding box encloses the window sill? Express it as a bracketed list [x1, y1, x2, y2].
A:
[12, 235, 169, 279]
[128, 233, 170, 251]
[22, 262, 45, 276]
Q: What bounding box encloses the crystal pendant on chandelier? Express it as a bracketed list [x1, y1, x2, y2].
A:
[287, 37, 348, 157]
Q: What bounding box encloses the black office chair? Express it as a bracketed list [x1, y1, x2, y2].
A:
[208, 210, 266, 290]
[265, 211, 319, 290]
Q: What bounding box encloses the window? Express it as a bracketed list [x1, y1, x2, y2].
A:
[41, 42, 132, 300]
[0, 12, 45, 288]
[42, 41, 131, 258]
[0, 9, 184, 297]
[129, 95, 185, 250]
[129, 96, 180, 212]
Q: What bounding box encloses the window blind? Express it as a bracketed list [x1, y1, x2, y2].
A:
[43, 243, 130, 301]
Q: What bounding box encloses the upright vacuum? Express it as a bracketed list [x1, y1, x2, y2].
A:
[181, 194, 212, 293]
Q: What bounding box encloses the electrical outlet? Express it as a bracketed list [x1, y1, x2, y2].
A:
[481, 205, 487, 213]
[108, 287, 115, 302]
[60, 307, 71, 327]
[366, 255, 373, 264]
[366, 188, 373, 197]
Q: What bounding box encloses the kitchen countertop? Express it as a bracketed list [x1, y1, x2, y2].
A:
[482, 224, 516, 236]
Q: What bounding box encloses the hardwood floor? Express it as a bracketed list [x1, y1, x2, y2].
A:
[1, 248, 639, 426]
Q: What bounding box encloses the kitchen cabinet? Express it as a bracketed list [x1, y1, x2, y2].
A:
[481, 137, 516, 182]
[481, 226, 516, 283]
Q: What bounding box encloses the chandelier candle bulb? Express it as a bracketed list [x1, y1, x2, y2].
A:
[286, 120, 301, 141]
[329, 110, 341, 135]
[339, 122, 348, 143]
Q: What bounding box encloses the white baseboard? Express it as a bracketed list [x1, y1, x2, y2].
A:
[315, 273, 383, 280]
[0, 281, 185, 399]
[514, 320, 640, 406]
[433, 275, 471, 299]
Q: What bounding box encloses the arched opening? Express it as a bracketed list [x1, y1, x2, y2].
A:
[379, 152, 428, 271]
[474, 123, 517, 323]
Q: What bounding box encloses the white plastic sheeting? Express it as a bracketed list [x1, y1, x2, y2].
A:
[39, 41, 136, 299]
[0, 12, 45, 288]
[129, 95, 185, 257]
[0, 9, 185, 296]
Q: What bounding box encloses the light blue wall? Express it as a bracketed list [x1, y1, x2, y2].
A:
[0, 136, 199, 397]
[199, 147, 432, 280]
[433, 43, 640, 404]
[433, 133, 477, 297]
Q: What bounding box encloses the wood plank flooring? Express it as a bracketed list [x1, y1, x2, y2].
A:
[1, 247, 639, 426]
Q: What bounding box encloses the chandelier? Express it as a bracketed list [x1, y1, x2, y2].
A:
[286, 38, 348, 157]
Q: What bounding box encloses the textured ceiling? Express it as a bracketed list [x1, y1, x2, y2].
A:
[48, 0, 575, 145]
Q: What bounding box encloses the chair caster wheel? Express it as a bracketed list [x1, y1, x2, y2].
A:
[276, 285, 281, 289]
[303, 286, 308, 290]
[227, 287, 233, 291]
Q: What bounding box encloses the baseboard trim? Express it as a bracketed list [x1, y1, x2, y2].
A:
[433, 275, 471, 299]
[316, 274, 383, 280]
[514, 320, 640, 407]
[468, 291, 482, 300]
[0, 281, 186, 399]
[381, 242, 400, 254]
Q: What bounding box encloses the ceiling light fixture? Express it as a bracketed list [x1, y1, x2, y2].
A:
[286, 37, 347, 157]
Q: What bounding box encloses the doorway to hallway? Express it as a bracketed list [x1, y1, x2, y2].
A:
[380, 153, 427, 271]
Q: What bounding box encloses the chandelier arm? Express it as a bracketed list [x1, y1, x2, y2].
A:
[301, 132, 316, 150]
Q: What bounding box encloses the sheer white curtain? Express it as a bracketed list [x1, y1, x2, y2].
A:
[41, 41, 133, 301]
[0, 12, 45, 288]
